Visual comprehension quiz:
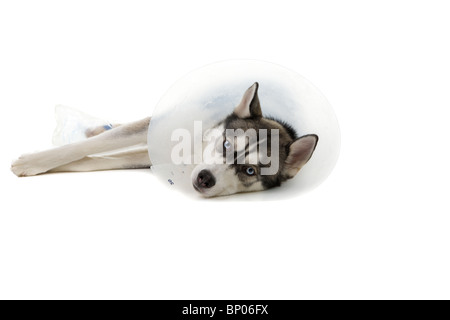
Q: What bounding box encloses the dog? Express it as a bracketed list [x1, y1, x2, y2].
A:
[11, 83, 318, 197]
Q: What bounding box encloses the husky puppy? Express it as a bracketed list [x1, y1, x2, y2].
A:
[11, 83, 318, 197]
[191, 83, 318, 197]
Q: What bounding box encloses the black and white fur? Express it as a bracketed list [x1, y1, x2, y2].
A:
[191, 82, 318, 197]
[11, 83, 318, 197]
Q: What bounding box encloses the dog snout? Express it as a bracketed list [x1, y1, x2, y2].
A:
[196, 169, 216, 189]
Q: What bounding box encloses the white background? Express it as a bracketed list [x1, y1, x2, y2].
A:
[1, 0, 449, 300]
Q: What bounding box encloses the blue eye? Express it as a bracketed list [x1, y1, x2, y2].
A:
[245, 167, 255, 176]
[223, 140, 231, 149]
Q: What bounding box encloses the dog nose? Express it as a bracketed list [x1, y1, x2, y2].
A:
[197, 169, 216, 189]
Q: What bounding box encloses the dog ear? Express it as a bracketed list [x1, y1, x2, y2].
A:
[283, 134, 318, 178]
[233, 82, 262, 118]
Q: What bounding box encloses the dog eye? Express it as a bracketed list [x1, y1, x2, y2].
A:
[245, 167, 256, 176]
[223, 140, 232, 149]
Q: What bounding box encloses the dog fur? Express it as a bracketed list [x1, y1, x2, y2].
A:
[11, 83, 318, 197]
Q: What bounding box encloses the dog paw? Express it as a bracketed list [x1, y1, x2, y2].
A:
[11, 154, 48, 177]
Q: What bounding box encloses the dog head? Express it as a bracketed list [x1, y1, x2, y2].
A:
[191, 83, 318, 197]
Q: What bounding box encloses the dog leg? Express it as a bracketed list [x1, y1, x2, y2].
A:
[84, 123, 122, 138]
[11, 117, 150, 177]
[49, 147, 151, 172]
